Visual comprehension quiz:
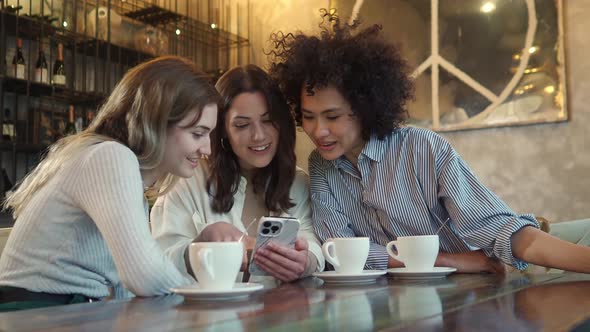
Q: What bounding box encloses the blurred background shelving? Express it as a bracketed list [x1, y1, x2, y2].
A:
[0, 0, 250, 224]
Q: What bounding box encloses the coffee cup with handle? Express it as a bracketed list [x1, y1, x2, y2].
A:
[321, 237, 370, 274]
[386, 235, 439, 272]
[189, 241, 244, 290]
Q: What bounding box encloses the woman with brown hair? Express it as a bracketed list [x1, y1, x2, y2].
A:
[0, 56, 219, 310]
[151, 64, 324, 283]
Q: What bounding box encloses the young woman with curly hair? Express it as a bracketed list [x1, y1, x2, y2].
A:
[151, 65, 324, 283]
[268, 9, 590, 274]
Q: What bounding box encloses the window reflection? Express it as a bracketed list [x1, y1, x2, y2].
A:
[334, 0, 566, 130]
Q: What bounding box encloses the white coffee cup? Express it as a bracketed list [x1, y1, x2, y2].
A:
[386, 235, 439, 271]
[322, 237, 369, 274]
[189, 242, 243, 291]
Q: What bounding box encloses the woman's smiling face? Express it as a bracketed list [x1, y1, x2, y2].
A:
[225, 91, 279, 171]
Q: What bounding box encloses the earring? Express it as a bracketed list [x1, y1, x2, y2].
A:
[221, 138, 228, 150]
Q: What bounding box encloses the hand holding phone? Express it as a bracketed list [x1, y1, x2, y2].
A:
[249, 216, 300, 276]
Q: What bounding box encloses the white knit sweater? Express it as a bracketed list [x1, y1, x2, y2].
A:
[0, 141, 191, 299]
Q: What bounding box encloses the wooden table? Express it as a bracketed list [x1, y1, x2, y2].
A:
[1, 272, 589, 331]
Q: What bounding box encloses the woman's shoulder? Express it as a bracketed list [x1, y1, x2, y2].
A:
[393, 127, 453, 155]
[87, 140, 134, 155]
[293, 166, 309, 184]
[307, 150, 331, 171]
[81, 140, 139, 167]
[289, 167, 310, 198]
[395, 127, 447, 145]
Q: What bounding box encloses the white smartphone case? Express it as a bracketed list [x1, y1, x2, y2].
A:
[248, 216, 300, 276]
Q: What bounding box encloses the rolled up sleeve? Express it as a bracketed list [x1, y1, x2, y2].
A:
[438, 153, 539, 270]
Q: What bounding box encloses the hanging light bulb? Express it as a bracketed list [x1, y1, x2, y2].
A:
[481, 2, 496, 13]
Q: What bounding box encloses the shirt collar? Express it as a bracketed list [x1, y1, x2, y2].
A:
[328, 135, 387, 170]
[361, 135, 387, 162]
[238, 176, 247, 193]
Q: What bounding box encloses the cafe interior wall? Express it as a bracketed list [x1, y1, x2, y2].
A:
[240, 0, 331, 67]
[439, 2, 589, 223]
[166, 1, 587, 222]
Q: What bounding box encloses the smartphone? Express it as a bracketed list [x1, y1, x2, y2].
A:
[249, 216, 300, 276]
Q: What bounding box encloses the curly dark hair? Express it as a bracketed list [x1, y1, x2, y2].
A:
[268, 9, 414, 140]
[208, 64, 296, 213]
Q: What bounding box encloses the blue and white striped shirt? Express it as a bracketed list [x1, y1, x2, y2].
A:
[309, 127, 539, 271]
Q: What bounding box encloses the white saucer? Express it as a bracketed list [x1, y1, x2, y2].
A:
[387, 267, 457, 280]
[313, 270, 387, 284]
[170, 282, 263, 301]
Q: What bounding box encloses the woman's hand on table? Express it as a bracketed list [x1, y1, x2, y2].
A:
[437, 250, 507, 275]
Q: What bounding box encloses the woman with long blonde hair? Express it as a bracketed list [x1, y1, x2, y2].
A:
[0, 56, 219, 311]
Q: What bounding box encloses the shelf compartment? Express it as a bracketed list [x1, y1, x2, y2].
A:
[75, 38, 154, 65]
[123, 6, 183, 27]
[0, 76, 106, 105]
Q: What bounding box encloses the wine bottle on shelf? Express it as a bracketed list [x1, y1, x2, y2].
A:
[74, 112, 84, 133]
[2, 108, 15, 141]
[12, 38, 25, 79]
[86, 110, 95, 129]
[52, 43, 66, 86]
[35, 43, 49, 84]
[63, 105, 76, 136]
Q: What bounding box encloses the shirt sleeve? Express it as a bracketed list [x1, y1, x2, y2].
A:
[437, 149, 539, 270]
[150, 178, 202, 279]
[309, 155, 389, 270]
[72, 142, 192, 296]
[287, 169, 325, 274]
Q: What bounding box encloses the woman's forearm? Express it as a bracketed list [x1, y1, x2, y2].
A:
[511, 226, 590, 273]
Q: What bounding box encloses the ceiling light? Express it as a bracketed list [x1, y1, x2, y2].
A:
[481, 2, 496, 13]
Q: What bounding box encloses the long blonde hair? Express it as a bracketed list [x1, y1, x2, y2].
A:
[5, 56, 220, 218]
